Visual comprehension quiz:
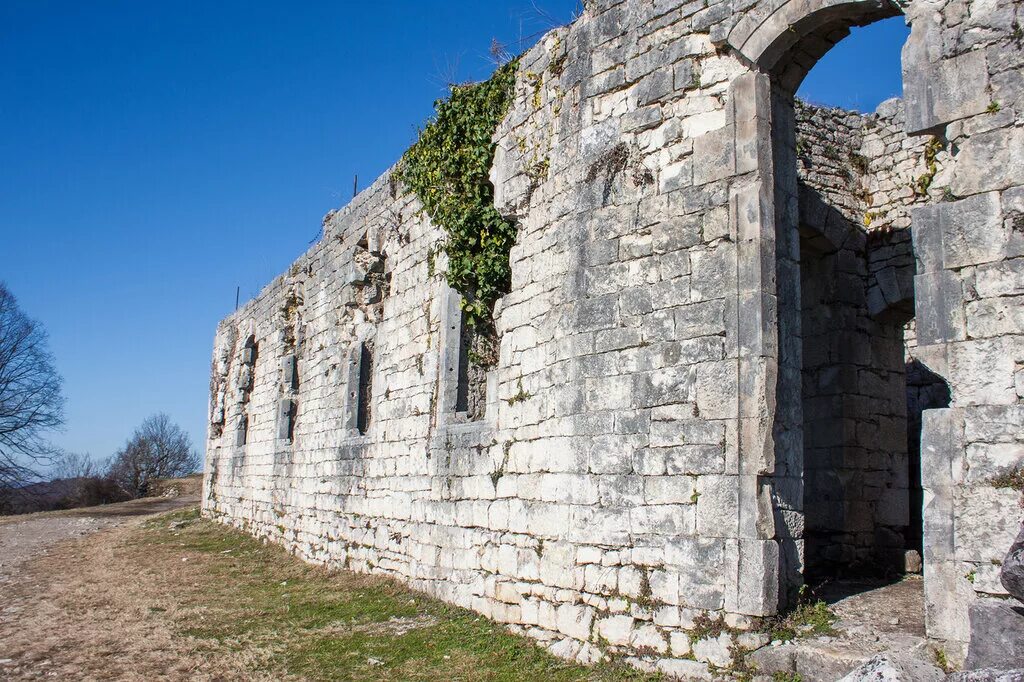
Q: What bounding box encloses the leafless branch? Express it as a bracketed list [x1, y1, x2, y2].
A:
[0, 282, 65, 492]
[106, 413, 199, 498]
[488, 38, 516, 67]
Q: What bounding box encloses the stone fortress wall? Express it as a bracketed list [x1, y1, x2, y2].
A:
[204, 0, 1024, 676]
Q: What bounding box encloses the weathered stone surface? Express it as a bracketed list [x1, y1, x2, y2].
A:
[915, 271, 965, 345]
[903, 48, 991, 134]
[949, 127, 1024, 197]
[949, 670, 1024, 682]
[1003, 525, 1024, 605]
[656, 658, 712, 680]
[965, 600, 1024, 671]
[836, 654, 944, 682]
[750, 643, 870, 682]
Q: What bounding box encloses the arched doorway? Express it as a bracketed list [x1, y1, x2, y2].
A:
[725, 0, 956, 616]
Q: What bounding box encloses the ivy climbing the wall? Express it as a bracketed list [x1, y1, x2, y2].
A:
[399, 60, 520, 330]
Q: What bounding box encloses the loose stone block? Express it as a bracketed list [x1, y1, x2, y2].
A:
[965, 599, 1024, 671]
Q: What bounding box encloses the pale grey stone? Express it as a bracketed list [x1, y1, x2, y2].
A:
[835, 654, 944, 682]
[904, 49, 990, 134]
[692, 125, 736, 186]
[202, 0, 1024, 672]
[915, 270, 965, 345]
[948, 670, 1024, 682]
[950, 127, 1024, 197]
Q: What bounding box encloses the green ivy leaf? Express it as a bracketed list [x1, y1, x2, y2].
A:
[399, 60, 520, 330]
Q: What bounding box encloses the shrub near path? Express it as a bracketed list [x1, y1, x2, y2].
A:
[0, 506, 660, 681]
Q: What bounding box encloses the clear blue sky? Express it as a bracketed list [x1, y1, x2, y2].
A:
[0, 3, 907, 467]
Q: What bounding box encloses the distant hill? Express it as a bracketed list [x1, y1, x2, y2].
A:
[3, 478, 86, 514]
[1, 477, 130, 515]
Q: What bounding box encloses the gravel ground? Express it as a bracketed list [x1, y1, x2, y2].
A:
[0, 495, 199, 586]
[1, 516, 123, 589]
[0, 495, 205, 680]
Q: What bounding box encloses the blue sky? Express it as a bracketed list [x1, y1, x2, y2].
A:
[0, 3, 907, 467]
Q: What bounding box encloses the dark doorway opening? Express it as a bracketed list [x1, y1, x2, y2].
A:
[797, 221, 916, 581]
[905, 359, 952, 552]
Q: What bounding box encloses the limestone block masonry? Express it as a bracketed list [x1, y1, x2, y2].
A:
[204, 0, 1024, 676]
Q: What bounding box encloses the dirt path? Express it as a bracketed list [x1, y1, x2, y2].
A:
[0, 496, 199, 588]
[0, 496, 260, 681]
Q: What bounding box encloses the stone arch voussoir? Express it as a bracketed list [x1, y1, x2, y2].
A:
[727, 0, 902, 90]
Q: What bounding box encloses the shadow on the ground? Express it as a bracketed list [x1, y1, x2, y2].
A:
[815, 576, 905, 604]
[816, 575, 926, 637]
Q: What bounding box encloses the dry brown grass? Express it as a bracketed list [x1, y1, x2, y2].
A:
[0, 510, 277, 680]
[147, 473, 203, 498]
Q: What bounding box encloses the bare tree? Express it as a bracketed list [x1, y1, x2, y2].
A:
[44, 451, 128, 510]
[0, 282, 65, 491]
[51, 451, 97, 480]
[106, 414, 198, 498]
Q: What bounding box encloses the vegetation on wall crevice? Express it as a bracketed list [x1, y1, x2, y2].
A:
[399, 60, 521, 331]
[992, 465, 1024, 495]
[913, 136, 944, 197]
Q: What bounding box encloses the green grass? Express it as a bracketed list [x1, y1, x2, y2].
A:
[772, 672, 803, 682]
[135, 507, 662, 681]
[763, 600, 838, 643]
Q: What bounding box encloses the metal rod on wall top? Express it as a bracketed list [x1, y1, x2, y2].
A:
[235, 286, 240, 312]
[353, 174, 358, 198]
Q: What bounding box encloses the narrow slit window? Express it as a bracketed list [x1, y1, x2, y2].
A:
[357, 341, 373, 435]
[456, 316, 493, 422]
[239, 336, 258, 445]
[455, 317, 471, 414]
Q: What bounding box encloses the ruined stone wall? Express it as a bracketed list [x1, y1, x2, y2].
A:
[899, 0, 1024, 655]
[204, 0, 1024, 673]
